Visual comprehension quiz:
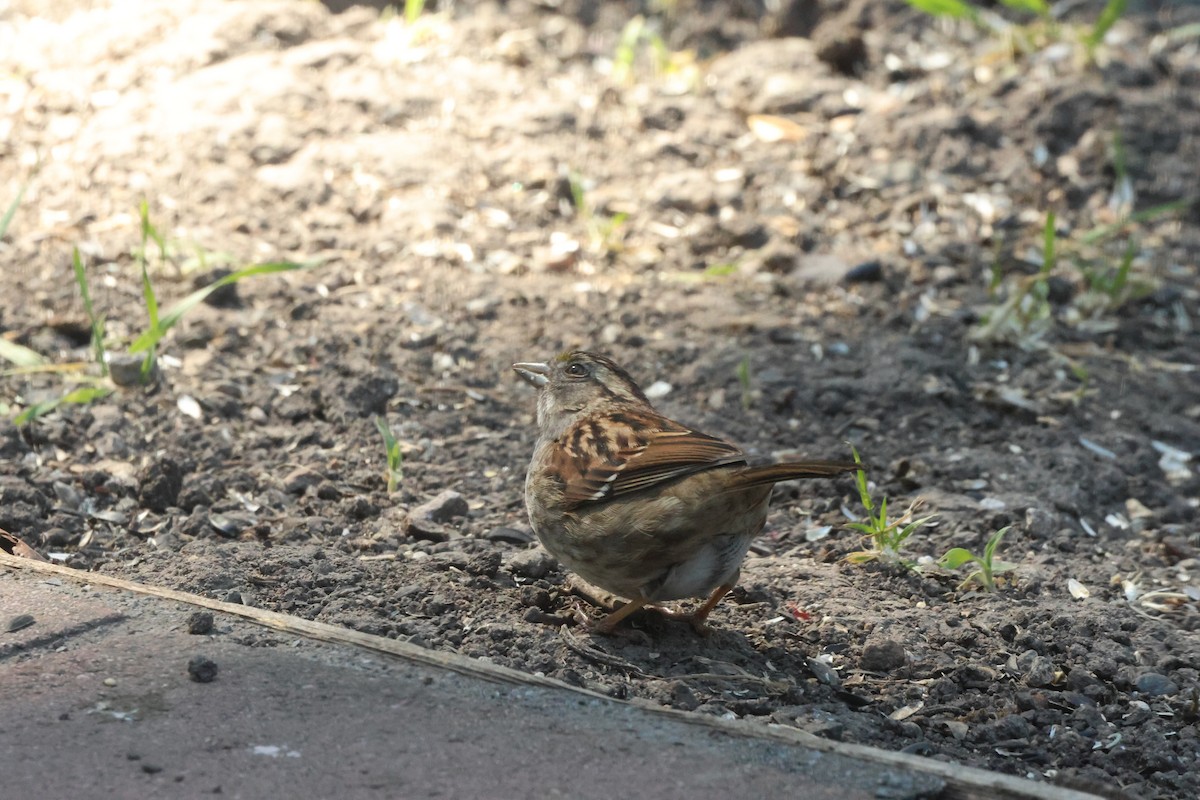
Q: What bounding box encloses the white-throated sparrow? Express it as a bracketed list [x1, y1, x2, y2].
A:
[514, 351, 857, 633]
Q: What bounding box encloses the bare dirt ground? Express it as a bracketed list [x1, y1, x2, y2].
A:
[2, 1, 1199, 797]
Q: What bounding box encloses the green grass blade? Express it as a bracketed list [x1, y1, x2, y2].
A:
[139, 199, 168, 262]
[905, 0, 976, 19]
[999, 0, 1047, 15]
[72, 248, 109, 375]
[1087, 0, 1128, 50]
[1111, 240, 1136, 298]
[938, 548, 978, 570]
[1, 184, 28, 240]
[612, 16, 645, 83]
[702, 263, 738, 278]
[0, 339, 48, 368]
[1080, 198, 1193, 245]
[138, 202, 161, 331]
[849, 444, 874, 512]
[141, 263, 160, 330]
[128, 260, 316, 354]
[375, 416, 402, 493]
[13, 385, 112, 425]
[14, 398, 60, 425]
[984, 526, 1009, 562]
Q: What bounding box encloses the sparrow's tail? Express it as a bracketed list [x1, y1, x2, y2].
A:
[727, 460, 861, 491]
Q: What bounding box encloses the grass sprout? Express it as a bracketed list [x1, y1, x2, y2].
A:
[127, 260, 313, 357]
[972, 212, 1057, 348]
[11, 203, 318, 423]
[14, 385, 113, 426]
[375, 416, 403, 493]
[937, 526, 1019, 591]
[1086, 0, 1128, 57]
[404, 0, 425, 25]
[972, 193, 1189, 346]
[904, 0, 980, 22]
[610, 14, 697, 89]
[844, 445, 934, 565]
[0, 339, 47, 369]
[568, 172, 628, 256]
[905, 0, 1126, 63]
[0, 187, 51, 369]
[1, 184, 28, 240]
[73, 248, 109, 376]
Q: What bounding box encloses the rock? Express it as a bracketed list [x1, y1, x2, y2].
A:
[1024, 506, 1059, 539]
[343, 374, 399, 417]
[410, 490, 468, 524]
[187, 655, 218, 683]
[842, 260, 883, 284]
[988, 714, 1033, 741]
[1135, 672, 1177, 697]
[281, 467, 324, 495]
[861, 639, 907, 672]
[807, 658, 842, 689]
[404, 516, 452, 543]
[138, 457, 184, 512]
[151, 531, 182, 551]
[465, 551, 501, 577]
[7, 613, 35, 632]
[790, 253, 853, 285]
[186, 611, 214, 635]
[1024, 655, 1058, 688]
[108, 353, 160, 388]
[507, 547, 556, 580]
[669, 681, 702, 711]
[817, 32, 868, 77]
[485, 526, 533, 545]
[177, 475, 225, 511]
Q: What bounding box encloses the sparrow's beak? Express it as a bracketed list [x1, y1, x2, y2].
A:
[512, 361, 550, 388]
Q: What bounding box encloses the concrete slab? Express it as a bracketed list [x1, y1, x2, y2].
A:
[1, 558, 1103, 800]
[0, 570, 931, 800]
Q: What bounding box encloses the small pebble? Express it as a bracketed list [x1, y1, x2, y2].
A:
[485, 526, 533, 545]
[842, 260, 883, 283]
[281, 467, 324, 495]
[643, 380, 672, 399]
[1135, 672, 1177, 697]
[1024, 655, 1058, 688]
[861, 639, 907, 672]
[507, 548, 556, 580]
[411, 490, 469, 523]
[186, 611, 215, 635]
[188, 655, 219, 683]
[7, 613, 35, 632]
[806, 658, 841, 689]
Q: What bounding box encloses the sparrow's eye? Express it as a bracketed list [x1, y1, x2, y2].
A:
[565, 362, 589, 378]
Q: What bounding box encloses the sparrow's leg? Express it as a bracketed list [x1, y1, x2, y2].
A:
[687, 579, 738, 636]
[590, 597, 649, 633]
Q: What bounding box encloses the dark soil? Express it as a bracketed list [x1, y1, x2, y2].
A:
[2, 1, 1199, 798]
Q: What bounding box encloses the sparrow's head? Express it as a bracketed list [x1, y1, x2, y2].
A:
[513, 351, 650, 436]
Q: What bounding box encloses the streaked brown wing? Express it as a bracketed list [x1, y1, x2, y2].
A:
[553, 413, 746, 508]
